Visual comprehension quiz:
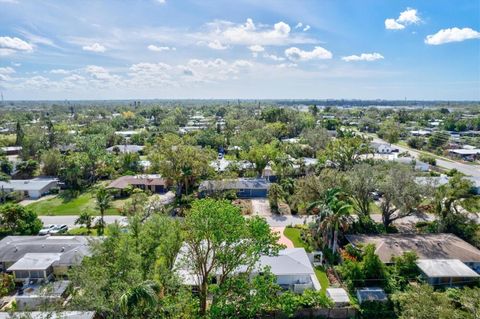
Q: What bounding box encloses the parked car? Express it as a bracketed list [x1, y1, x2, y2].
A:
[49, 224, 68, 234]
[38, 225, 56, 235]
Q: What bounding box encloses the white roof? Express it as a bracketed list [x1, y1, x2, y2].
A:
[416, 259, 480, 278]
[258, 248, 314, 276]
[449, 149, 480, 155]
[326, 288, 350, 303]
[0, 178, 57, 192]
[8, 253, 62, 271]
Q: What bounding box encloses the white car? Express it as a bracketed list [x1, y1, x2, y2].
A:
[38, 225, 56, 235]
[49, 224, 68, 234]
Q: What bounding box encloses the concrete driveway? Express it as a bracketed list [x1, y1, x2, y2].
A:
[251, 198, 272, 216]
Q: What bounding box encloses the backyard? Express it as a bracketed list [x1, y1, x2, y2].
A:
[27, 190, 126, 216]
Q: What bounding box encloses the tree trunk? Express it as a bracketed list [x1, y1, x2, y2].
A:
[199, 280, 208, 316]
[332, 228, 338, 253]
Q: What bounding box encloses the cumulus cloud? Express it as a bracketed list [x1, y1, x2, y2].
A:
[285, 46, 332, 61]
[50, 69, 71, 74]
[263, 53, 285, 61]
[155, 0, 166, 4]
[207, 40, 228, 50]
[148, 44, 175, 51]
[385, 8, 421, 30]
[342, 52, 384, 62]
[0, 67, 15, 74]
[82, 43, 106, 52]
[425, 27, 480, 45]
[249, 44, 265, 52]
[303, 25, 311, 32]
[295, 22, 303, 29]
[0, 36, 33, 56]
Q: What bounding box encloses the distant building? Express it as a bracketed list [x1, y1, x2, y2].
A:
[0, 146, 22, 156]
[448, 149, 480, 161]
[106, 144, 144, 154]
[371, 142, 396, 154]
[107, 174, 168, 194]
[0, 178, 58, 199]
[394, 157, 429, 172]
[199, 178, 270, 198]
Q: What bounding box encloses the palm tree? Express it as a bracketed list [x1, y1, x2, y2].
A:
[119, 280, 160, 316]
[314, 188, 352, 253]
[273, 154, 294, 181]
[75, 210, 94, 234]
[95, 186, 111, 235]
[268, 183, 285, 213]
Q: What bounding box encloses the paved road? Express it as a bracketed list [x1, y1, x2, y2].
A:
[371, 136, 480, 179]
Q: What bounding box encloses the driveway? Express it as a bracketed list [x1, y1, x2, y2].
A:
[251, 198, 272, 216]
[271, 226, 294, 248]
[19, 194, 57, 206]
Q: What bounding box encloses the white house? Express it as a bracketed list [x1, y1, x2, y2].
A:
[0, 178, 58, 199]
[371, 142, 395, 154]
[175, 246, 320, 293]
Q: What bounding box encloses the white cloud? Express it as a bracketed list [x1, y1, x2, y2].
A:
[155, 0, 166, 4]
[285, 46, 332, 61]
[342, 52, 384, 62]
[50, 69, 71, 74]
[295, 22, 303, 29]
[263, 53, 285, 61]
[82, 43, 106, 52]
[0, 67, 15, 74]
[85, 65, 119, 81]
[425, 27, 480, 45]
[385, 8, 421, 30]
[249, 44, 265, 52]
[303, 25, 311, 32]
[385, 19, 405, 30]
[0, 36, 33, 54]
[208, 40, 228, 50]
[148, 44, 175, 51]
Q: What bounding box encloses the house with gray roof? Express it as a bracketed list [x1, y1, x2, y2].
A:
[106, 144, 144, 154]
[199, 178, 270, 198]
[0, 236, 94, 280]
[416, 259, 479, 287]
[0, 178, 58, 199]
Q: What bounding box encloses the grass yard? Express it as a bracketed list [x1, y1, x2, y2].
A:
[283, 227, 312, 252]
[314, 266, 329, 292]
[370, 201, 382, 214]
[28, 190, 126, 216]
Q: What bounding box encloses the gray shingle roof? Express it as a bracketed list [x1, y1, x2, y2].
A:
[199, 178, 270, 192]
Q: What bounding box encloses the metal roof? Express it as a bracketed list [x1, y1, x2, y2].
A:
[416, 259, 480, 278]
[199, 178, 270, 191]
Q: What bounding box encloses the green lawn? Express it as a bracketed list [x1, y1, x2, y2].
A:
[283, 227, 312, 252]
[28, 191, 126, 216]
[369, 202, 382, 214]
[314, 266, 329, 292]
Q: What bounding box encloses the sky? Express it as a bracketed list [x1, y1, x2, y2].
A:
[0, 0, 479, 101]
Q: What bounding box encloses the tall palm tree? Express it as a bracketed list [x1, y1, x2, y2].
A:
[119, 280, 160, 317]
[95, 186, 111, 235]
[314, 188, 352, 253]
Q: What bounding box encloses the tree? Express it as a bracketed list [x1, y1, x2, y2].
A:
[0, 173, 10, 204]
[15, 121, 24, 146]
[119, 280, 160, 317]
[95, 186, 112, 235]
[75, 210, 94, 234]
[392, 284, 459, 319]
[0, 204, 42, 235]
[15, 159, 39, 179]
[378, 120, 402, 144]
[345, 164, 379, 221]
[314, 188, 352, 252]
[268, 183, 285, 213]
[0, 157, 13, 176]
[180, 199, 280, 315]
[243, 142, 279, 177]
[321, 135, 370, 171]
[377, 164, 423, 228]
[41, 149, 63, 176]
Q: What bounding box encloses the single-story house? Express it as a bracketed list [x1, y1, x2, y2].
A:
[0, 178, 58, 199]
[345, 233, 480, 266]
[356, 287, 388, 304]
[448, 149, 480, 161]
[0, 146, 22, 156]
[410, 130, 431, 137]
[114, 130, 140, 138]
[0, 236, 94, 279]
[0, 312, 96, 319]
[175, 246, 320, 294]
[371, 143, 396, 154]
[107, 174, 168, 194]
[198, 178, 270, 198]
[106, 144, 144, 154]
[345, 233, 480, 275]
[415, 175, 450, 188]
[416, 259, 480, 287]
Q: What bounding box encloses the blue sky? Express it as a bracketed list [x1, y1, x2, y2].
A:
[0, 0, 479, 100]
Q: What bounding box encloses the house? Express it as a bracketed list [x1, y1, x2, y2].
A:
[114, 130, 140, 138]
[371, 142, 396, 154]
[0, 178, 58, 199]
[416, 259, 479, 287]
[394, 157, 430, 172]
[175, 246, 320, 294]
[356, 287, 388, 304]
[410, 130, 431, 137]
[415, 175, 450, 188]
[448, 149, 480, 161]
[106, 144, 144, 154]
[0, 312, 96, 319]
[107, 174, 168, 194]
[0, 236, 94, 279]
[345, 234, 480, 285]
[198, 178, 270, 198]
